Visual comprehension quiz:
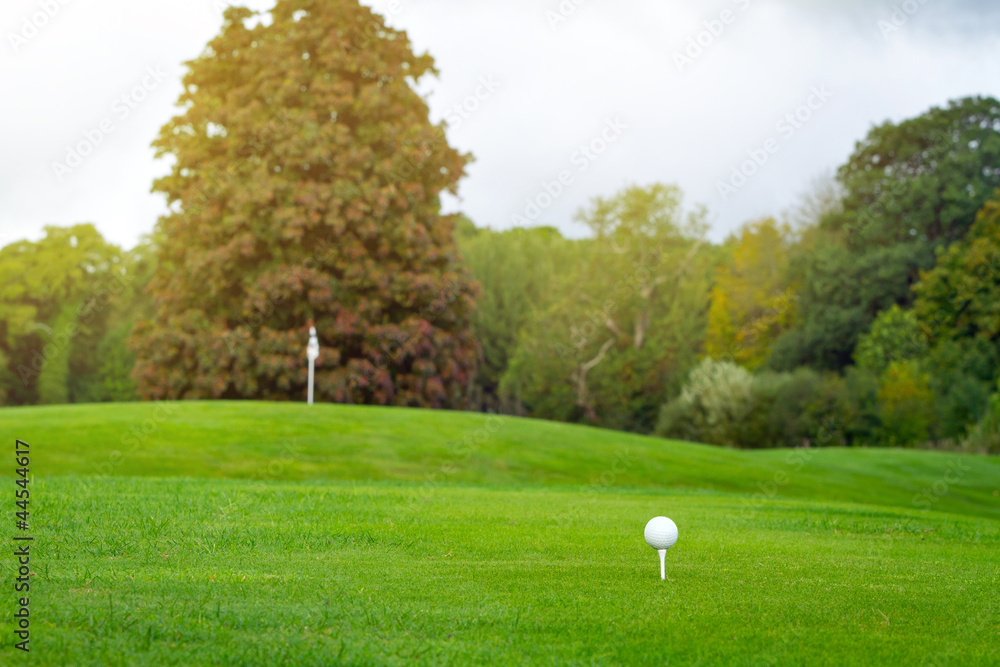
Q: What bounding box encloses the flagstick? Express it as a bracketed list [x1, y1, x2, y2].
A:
[306, 323, 319, 406]
[307, 355, 315, 405]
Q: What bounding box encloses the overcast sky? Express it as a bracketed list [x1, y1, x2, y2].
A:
[3, 0, 999, 250]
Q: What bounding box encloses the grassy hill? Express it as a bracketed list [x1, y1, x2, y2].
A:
[6, 401, 1000, 518]
[1, 402, 998, 665]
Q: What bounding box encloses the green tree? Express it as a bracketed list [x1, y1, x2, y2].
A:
[913, 195, 1000, 344]
[877, 361, 935, 446]
[132, 1, 478, 407]
[76, 240, 157, 403]
[0, 225, 128, 405]
[963, 379, 1000, 454]
[502, 184, 715, 431]
[771, 97, 1000, 371]
[456, 222, 576, 411]
[853, 305, 928, 375]
[907, 195, 1000, 439]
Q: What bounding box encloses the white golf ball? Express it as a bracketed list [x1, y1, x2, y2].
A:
[644, 516, 678, 550]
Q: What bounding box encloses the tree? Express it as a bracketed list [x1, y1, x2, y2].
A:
[705, 218, 795, 370]
[877, 361, 935, 446]
[132, 1, 478, 407]
[78, 239, 157, 403]
[501, 184, 715, 432]
[0, 225, 129, 405]
[963, 378, 1000, 455]
[456, 221, 576, 411]
[770, 97, 1000, 371]
[913, 195, 1000, 345]
[909, 194, 1000, 438]
[853, 305, 928, 375]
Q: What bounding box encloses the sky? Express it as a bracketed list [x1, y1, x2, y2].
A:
[2, 0, 999, 250]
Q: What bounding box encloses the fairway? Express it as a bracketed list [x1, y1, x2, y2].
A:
[1, 402, 999, 665]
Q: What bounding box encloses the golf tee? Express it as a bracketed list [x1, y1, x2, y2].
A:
[658, 549, 666, 580]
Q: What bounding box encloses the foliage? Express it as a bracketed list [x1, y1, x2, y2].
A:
[854, 305, 928, 375]
[94, 322, 142, 402]
[35, 304, 76, 404]
[921, 338, 998, 440]
[657, 360, 847, 449]
[131, 1, 478, 408]
[963, 380, 1000, 455]
[838, 366, 882, 445]
[706, 218, 796, 370]
[0, 224, 133, 405]
[501, 184, 716, 432]
[913, 195, 1000, 344]
[656, 359, 755, 447]
[7, 92, 1000, 452]
[771, 96, 1000, 371]
[456, 222, 577, 411]
[877, 361, 935, 446]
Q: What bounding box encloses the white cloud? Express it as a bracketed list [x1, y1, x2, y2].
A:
[1, 0, 998, 248]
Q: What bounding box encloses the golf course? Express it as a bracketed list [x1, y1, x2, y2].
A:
[1, 401, 997, 665]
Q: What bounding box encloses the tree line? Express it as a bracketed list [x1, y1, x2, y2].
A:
[1, 1, 997, 453]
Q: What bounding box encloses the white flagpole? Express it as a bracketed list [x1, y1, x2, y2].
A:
[306, 325, 319, 405]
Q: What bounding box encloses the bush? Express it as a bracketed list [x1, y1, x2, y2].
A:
[962, 381, 1000, 455]
[841, 366, 881, 445]
[656, 359, 754, 448]
[854, 306, 927, 375]
[877, 361, 935, 446]
[923, 338, 998, 440]
[657, 360, 848, 449]
[767, 368, 847, 448]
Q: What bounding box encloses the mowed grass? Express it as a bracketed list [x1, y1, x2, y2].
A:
[0, 402, 997, 665]
[4, 401, 1000, 519]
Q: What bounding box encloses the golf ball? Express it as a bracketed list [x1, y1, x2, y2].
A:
[644, 516, 678, 550]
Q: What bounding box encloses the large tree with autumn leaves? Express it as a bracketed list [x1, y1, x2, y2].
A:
[132, 1, 479, 407]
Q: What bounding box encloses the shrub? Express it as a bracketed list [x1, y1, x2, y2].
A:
[962, 381, 1000, 455]
[656, 359, 754, 448]
[657, 360, 848, 449]
[877, 361, 935, 446]
[854, 306, 928, 375]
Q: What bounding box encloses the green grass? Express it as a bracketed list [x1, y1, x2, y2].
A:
[0, 401, 998, 665]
